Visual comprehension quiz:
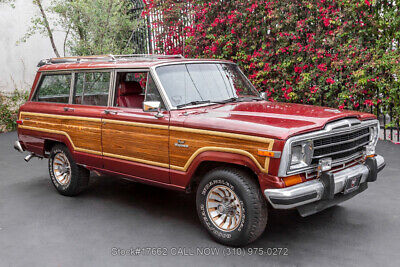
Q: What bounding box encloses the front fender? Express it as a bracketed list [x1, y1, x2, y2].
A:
[170, 150, 284, 190]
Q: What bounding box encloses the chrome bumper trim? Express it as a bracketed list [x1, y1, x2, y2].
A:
[376, 154, 385, 171]
[265, 155, 385, 209]
[14, 141, 24, 153]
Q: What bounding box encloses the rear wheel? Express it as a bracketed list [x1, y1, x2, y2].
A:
[196, 167, 268, 246]
[49, 144, 89, 196]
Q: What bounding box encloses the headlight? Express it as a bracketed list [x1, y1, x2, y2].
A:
[366, 122, 379, 156]
[289, 140, 313, 170]
[369, 122, 379, 146]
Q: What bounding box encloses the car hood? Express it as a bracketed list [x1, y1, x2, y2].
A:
[179, 101, 376, 140]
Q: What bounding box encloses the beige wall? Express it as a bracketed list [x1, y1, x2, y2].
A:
[0, 0, 63, 92]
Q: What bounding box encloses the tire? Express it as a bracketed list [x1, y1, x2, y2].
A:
[196, 167, 268, 246]
[48, 144, 90, 196]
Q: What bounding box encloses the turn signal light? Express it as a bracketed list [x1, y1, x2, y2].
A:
[283, 175, 303, 187]
[257, 149, 275, 157]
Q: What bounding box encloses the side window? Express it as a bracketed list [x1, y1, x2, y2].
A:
[145, 75, 164, 109]
[73, 72, 110, 106]
[114, 72, 147, 109]
[34, 73, 71, 103]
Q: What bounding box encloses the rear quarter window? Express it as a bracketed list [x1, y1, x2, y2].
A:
[73, 72, 110, 106]
[33, 73, 72, 103]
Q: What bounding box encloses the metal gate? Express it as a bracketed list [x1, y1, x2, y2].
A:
[129, 0, 152, 54]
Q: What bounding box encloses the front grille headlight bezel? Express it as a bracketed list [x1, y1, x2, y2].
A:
[369, 121, 379, 147]
[278, 119, 379, 177]
[288, 140, 313, 171]
[366, 121, 379, 156]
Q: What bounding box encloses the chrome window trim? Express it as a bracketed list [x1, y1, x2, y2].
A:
[111, 68, 150, 72]
[146, 69, 170, 111]
[40, 68, 116, 73]
[149, 67, 173, 110]
[278, 119, 379, 177]
[69, 72, 75, 104]
[108, 69, 116, 107]
[153, 60, 232, 68]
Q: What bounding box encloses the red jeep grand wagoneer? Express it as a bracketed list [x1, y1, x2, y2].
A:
[14, 55, 385, 246]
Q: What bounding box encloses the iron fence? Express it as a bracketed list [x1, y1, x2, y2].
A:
[128, 0, 152, 54]
[372, 105, 400, 143]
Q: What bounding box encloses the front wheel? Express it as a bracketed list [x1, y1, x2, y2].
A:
[196, 167, 268, 246]
[49, 144, 89, 196]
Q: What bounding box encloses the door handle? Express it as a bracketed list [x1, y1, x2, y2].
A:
[64, 107, 75, 112]
[104, 110, 118, 115]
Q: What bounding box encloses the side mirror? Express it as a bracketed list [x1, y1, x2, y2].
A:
[143, 101, 161, 112]
[143, 101, 164, 118]
[260, 92, 267, 100]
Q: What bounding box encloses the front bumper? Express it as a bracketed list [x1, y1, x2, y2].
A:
[264, 155, 385, 216]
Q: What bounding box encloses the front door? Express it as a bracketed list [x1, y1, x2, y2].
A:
[101, 70, 170, 184]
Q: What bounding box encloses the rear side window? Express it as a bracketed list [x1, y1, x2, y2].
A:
[73, 72, 110, 106]
[34, 74, 71, 103]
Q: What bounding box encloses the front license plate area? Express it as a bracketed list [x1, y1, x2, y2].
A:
[343, 175, 362, 195]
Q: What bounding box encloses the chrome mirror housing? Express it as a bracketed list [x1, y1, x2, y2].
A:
[143, 101, 161, 112]
[143, 101, 164, 118]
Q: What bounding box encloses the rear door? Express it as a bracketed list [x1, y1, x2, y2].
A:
[101, 70, 170, 184]
[68, 70, 113, 168]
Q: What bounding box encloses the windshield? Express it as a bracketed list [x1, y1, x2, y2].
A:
[155, 63, 260, 108]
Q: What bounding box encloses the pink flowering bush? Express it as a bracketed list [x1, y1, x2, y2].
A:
[145, 0, 400, 124]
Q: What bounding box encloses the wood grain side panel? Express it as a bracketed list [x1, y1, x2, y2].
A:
[102, 122, 169, 165]
[19, 112, 276, 174]
[170, 129, 274, 173]
[19, 112, 102, 154]
[61, 119, 102, 152]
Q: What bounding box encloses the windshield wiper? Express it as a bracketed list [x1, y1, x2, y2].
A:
[176, 100, 212, 109]
[237, 96, 263, 102]
[215, 97, 239, 104]
[216, 96, 263, 104]
[176, 96, 263, 108]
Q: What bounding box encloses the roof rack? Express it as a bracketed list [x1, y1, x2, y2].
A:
[37, 54, 184, 67]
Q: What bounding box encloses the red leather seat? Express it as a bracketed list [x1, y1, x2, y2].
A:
[116, 81, 144, 108]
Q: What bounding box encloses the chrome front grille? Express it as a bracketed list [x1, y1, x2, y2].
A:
[311, 127, 370, 165]
[278, 118, 379, 177]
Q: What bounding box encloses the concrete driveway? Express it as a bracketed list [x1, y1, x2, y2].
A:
[1, 131, 399, 267]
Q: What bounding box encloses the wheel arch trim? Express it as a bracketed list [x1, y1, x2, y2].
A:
[170, 147, 270, 174]
[171, 149, 265, 189]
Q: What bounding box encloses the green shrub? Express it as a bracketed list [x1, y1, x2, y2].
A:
[0, 90, 29, 133]
[146, 0, 400, 121]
